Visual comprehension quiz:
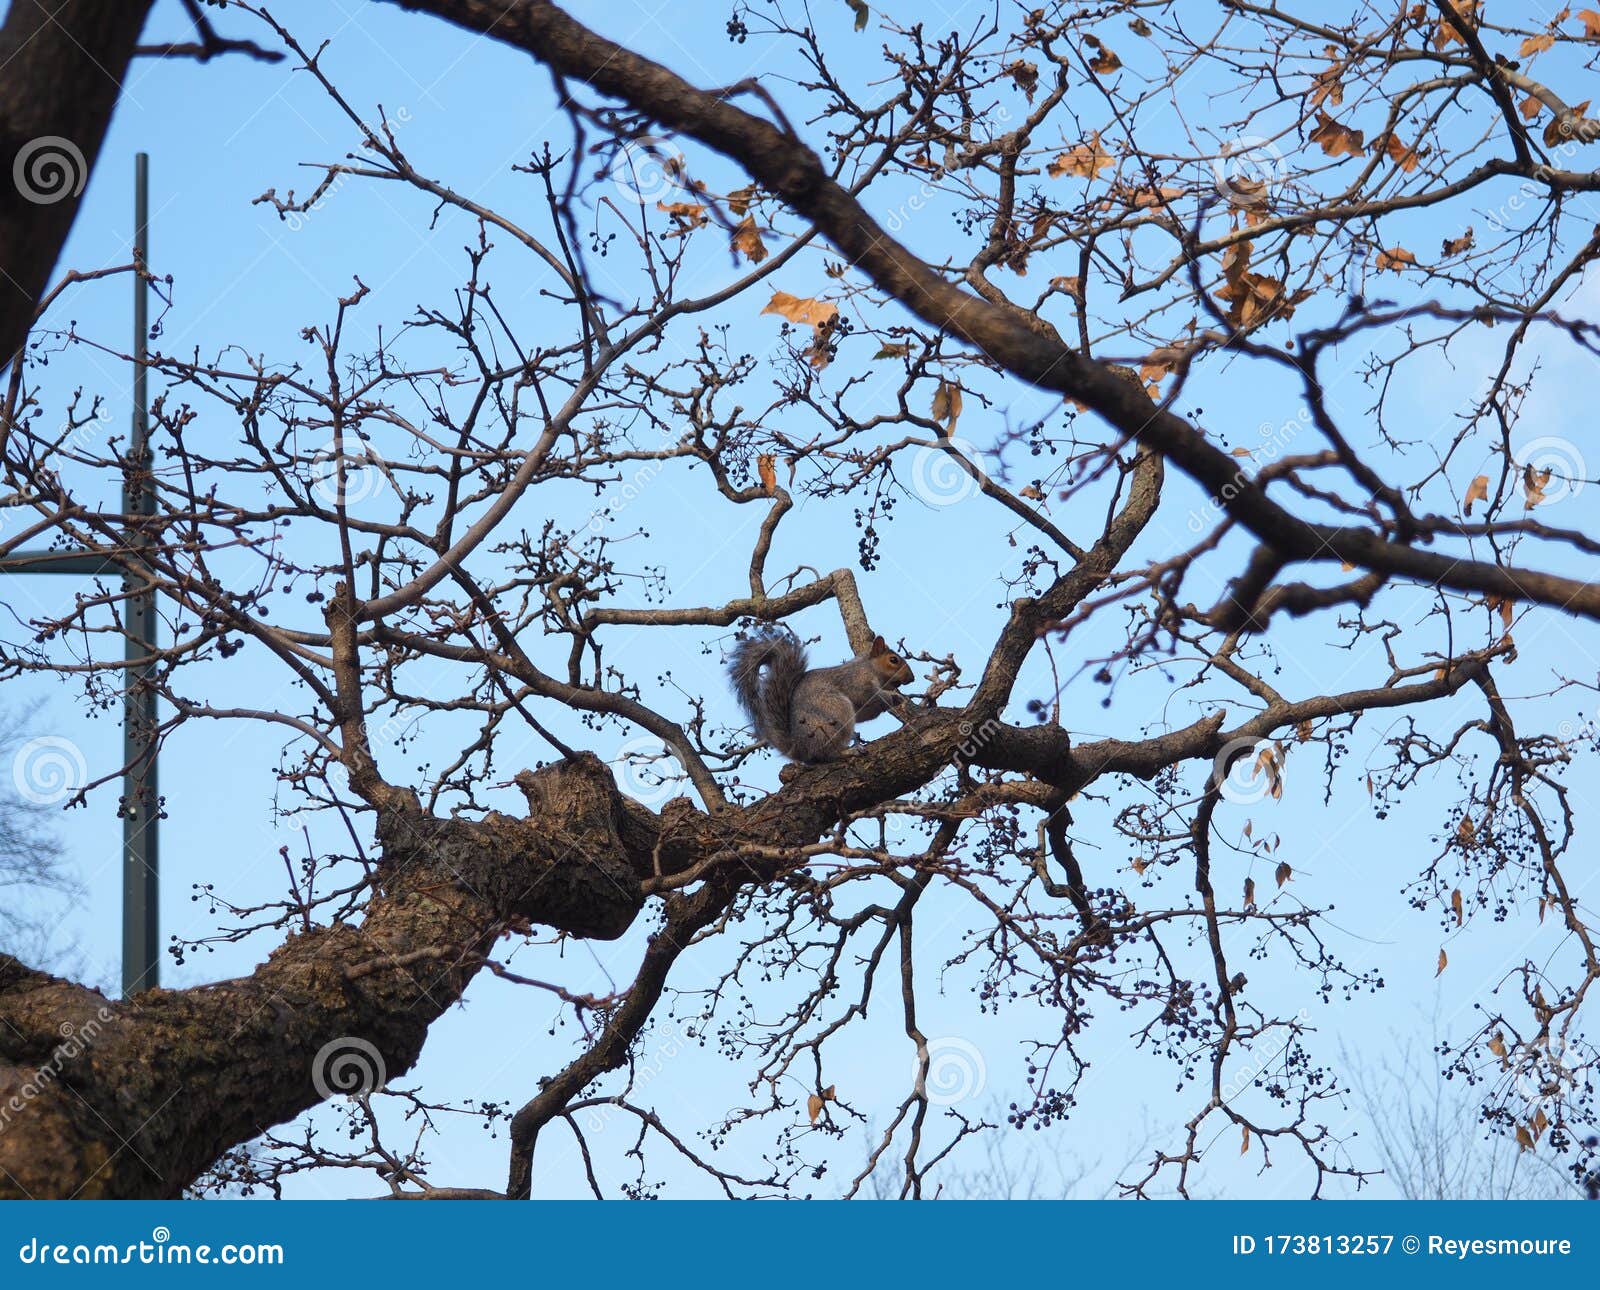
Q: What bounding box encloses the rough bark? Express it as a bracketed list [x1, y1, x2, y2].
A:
[0, 0, 154, 371]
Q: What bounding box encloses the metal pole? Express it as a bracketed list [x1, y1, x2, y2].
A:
[121, 151, 159, 995]
[0, 153, 161, 998]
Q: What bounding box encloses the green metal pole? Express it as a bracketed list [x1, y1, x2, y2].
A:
[122, 151, 158, 996]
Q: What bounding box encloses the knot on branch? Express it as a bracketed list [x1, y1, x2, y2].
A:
[376, 754, 646, 939]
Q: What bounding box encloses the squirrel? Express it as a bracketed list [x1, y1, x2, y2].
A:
[728, 630, 914, 763]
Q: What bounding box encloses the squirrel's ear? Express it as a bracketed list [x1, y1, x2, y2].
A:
[869, 634, 888, 656]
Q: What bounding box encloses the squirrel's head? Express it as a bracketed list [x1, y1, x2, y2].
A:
[868, 635, 915, 689]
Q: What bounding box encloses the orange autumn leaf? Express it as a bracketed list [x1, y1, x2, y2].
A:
[761, 291, 839, 370]
[1383, 132, 1420, 171]
[1520, 32, 1556, 57]
[1086, 35, 1122, 74]
[1464, 473, 1489, 514]
[1524, 462, 1554, 508]
[1545, 101, 1592, 147]
[1432, 0, 1479, 49]
[1376, 246, 1418, 272]
[930, 380, 963, 432]
[731, 215, 768, 264]
[757, 453, 777, 496]
[1311, 47, 1345, 107]
[1311, 111, 1365, 158]
[761, 290, 837, 328]
[1580, 8, 1600, 36]
[1521, 94, 1545, 120]
[1442, 227, 1476, 257]
[1437, 947, 1449, 976]
[1048, 132, 1114, 180]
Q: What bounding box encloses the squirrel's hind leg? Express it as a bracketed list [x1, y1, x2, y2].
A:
[791, 691, 856, 763]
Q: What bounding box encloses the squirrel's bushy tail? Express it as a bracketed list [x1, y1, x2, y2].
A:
[728, 632, 808, 756]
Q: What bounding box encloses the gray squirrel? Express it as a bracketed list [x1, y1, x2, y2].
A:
[728, 630, 914, 763]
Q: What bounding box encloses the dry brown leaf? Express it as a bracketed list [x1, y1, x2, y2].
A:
[1515, 1123, 1535, 1151]
[656, 200, 708, 232]
[1240, 1124, 1251, 1155]
[1580, 8, 1600, 36]
[1458, 815, 1477, 848]
[1489, 1032, 1507, 1058]
[762, 290, 838, 329]
[1376, 246, 1418, 272]
[1520, 94, 1545, 121]
[1006, 59, 1039, 101]
[1048, 132, 1114, 180]
[1244, 877, 1257, 907]
[1520, 33, 1557, 56]
[1443, 227, 1476, 257]
[731, 215, 768, 264]
[1275, 860, 1292, 887]
[1436, 947, 1449, 976]
[1131, 856, 1148, 875]
[1524, 462, 1554, 508]
[1545, 101, 1592, 147]
[1432, 0, 1479, 49]
[1311, 47, 1345, 108]
[726, 185, 757, 216]
[757, 453, 777, 496]
[874, 342, 912, 359]
[1383, 132, 1420, 171]
[1084, 34, 1121, 75]
[1452, 888, 1464, 926]
[807, 1093, 824, 1124]
[1464, 473, 1490, 514]
[1310, 111, 1366, 158]
[931, 380, 963, 433]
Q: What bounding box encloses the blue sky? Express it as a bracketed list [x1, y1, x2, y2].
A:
[4, 0, 1596, 1198]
